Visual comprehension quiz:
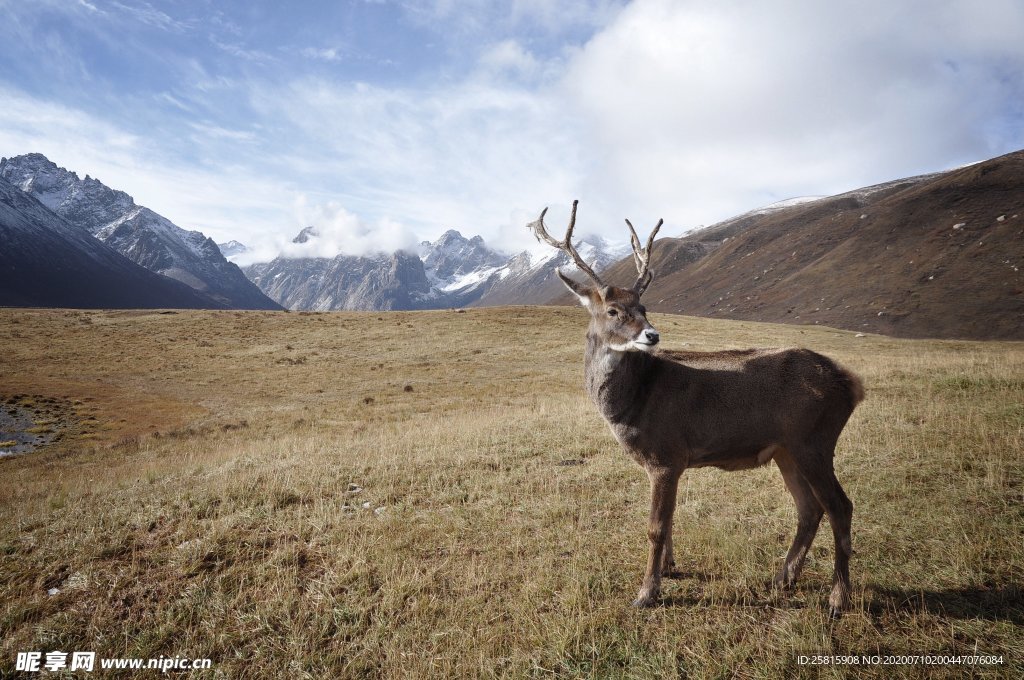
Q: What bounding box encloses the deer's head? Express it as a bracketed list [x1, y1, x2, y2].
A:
[529, 201, 662, 353]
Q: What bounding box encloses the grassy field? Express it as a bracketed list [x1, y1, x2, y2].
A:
[1, 306, 1022, 678]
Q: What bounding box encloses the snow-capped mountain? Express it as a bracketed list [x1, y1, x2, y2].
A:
[0, 153, 280, 310]
[217, 239, 248, 259]
[418, 230, 508, 305]
[241, 225, 631, 311]
[417, 229, 631, 308]
[243, 247, 433, 311]
[0, 152, 634, 312]
[420, 230, 506, 283]
[472, 235, 633, 307]
[0, 175, 226, 309]
[0, 155, 135, 232]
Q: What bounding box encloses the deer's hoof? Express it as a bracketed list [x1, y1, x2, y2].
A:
[828, 587, 849, 619]
[771, 576, 795, 592]
[632, 594, 658, 608]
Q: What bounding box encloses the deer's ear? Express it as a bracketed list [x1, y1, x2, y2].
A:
[556, 269, 595, 308]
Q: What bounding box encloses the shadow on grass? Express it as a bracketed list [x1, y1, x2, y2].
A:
[866, 584, 1024, 624]
[665, 568, 713, 582]
[659, 573, 815, 610]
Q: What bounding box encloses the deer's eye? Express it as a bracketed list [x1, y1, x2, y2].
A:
[607, 309, 618, 317]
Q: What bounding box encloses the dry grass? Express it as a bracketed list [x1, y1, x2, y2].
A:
[1, 306, 1022, 678]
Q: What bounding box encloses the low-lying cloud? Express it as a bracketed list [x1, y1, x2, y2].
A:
[232, 196, 421, 265]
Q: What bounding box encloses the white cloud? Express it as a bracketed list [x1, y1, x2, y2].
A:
[249, 75, 583, 253]
[477, 40, 541, 80]
[0, 87, 293, 245]
[210, 38, 275, 63]
[235, 196, 421, 265]
[187, 121, 258, 143]
[245, 0, 1023, 253]
[560, 0, 1024, 229]
[2, 0, 1021, 265]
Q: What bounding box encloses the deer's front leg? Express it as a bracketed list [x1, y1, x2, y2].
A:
[633, 466, 679, 608]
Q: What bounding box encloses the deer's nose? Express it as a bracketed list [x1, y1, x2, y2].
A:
[644, 329, 660, 344]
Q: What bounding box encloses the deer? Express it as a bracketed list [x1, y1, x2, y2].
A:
[530, 201, 864, 618]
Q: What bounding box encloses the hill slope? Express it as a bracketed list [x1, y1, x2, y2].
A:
[591, 151, 1024, 340]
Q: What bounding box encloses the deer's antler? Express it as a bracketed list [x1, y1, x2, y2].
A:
[528, 200, 605, 288]
[625, 217, 662, 295]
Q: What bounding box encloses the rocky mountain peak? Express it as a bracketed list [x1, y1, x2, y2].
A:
[420, 228, 506, 282]
[217, 240, 248, 258]
[292, 226, 319, 244]
[0, 154, 136, 231]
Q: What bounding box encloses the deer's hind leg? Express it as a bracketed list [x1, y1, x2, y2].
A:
[793, 452, 854, 618]
[773, 447, 824, 590]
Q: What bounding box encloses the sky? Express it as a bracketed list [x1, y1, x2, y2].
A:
[1, 0, 1022, 263]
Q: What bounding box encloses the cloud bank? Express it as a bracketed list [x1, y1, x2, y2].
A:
[0, 0, 1021, 261]
[234, 197, 422, 265]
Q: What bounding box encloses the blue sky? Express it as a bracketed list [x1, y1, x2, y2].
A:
[1, 0, 1022, 262]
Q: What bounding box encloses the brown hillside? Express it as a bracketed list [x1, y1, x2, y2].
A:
[585, 150, 1024, 340]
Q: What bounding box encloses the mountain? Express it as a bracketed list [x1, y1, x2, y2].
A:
[241, 227, 631, 311]
[244, 249, 433, 311]
[217, 240, 248, 259]
[242, 228, 493, 311]
[0, 176, 226, 309]
[419, 230, 508, 306]
[0, 153, 280, 310]
[586, 151, 1024, 340]
[474, 235, 632, 306]
[421, 229, 506, 280]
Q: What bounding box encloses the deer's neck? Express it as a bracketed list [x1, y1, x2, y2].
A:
[583, 332, 655, 424]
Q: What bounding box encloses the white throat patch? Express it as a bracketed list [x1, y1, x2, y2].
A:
[608, 328, 658, 353]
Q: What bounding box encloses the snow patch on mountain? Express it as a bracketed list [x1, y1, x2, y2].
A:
[438, 265, 504, 292]
[751, 196, 827, 214]
[217, 240, 248, 259]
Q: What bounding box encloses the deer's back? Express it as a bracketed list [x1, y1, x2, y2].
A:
[614, 346, 863, 468]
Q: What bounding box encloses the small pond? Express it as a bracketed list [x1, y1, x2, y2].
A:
[1, 404, 59, 458]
